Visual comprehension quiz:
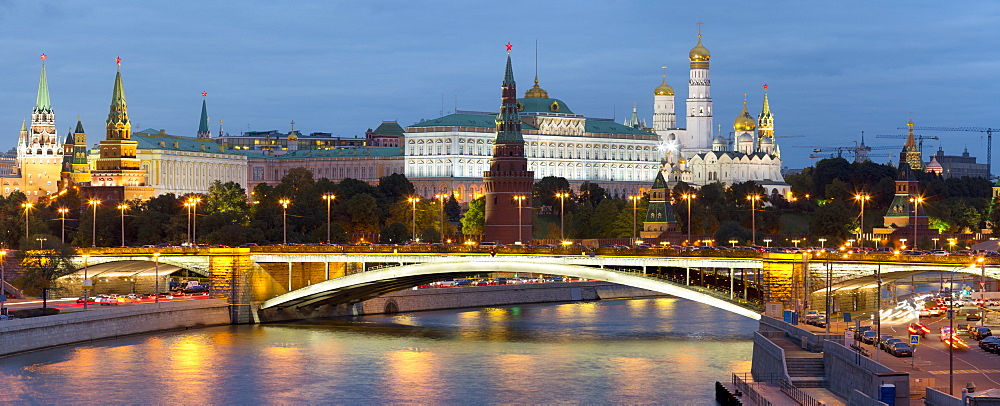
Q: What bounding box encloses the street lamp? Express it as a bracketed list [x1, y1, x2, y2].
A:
[407, 197, 420, 241]
[932, 238, 939, 250]
[153, 252, 161, 304]
[279, 198, 292, 245]
[117, 203, 129, 248]
[513, 195, 527, 244]
[875, 263, 883, 364]
[88, 199, 101, 247]
[57, 207, 69, 244]
[729, 240, 738, 247]
[187, 197, 202, 245]
[854, 194, 871, 248]
[628, 195, 640, 243]
[791, 239, 801, 248]
[21, 202, 33, 241]
[681, 193, 695, 245]
[762, 238, 772, 248]
[818, 238, 827, 249]
[746, 194, 761, 245]
[35, 237, 47, 250]
[948, 238, 957, 252]
[978, 257, 987, 326]
[0, 249, 6, 316]
[82, 254, 90, 310]
[322, 194, 336, 244]
[555, 192, 570, 241]
[435, 193, 448, 243]
[909, 196, 924, 249]
[899, 238, 908, 250]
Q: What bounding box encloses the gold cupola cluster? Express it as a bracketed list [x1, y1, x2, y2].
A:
[689, 35, 711, 62]
[733, 101, 756, 132]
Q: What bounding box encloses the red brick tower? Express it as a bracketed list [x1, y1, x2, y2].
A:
[484, 44, 534, 244]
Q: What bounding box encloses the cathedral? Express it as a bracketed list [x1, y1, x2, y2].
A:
[651, 29, 789, 198]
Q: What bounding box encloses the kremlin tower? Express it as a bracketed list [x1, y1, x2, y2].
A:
[17, 54, 64, 201]
[483, 44, 534, 244]
[83, 58, 152, 201]
[197, 92, 211, 139]
[685, 25, 713, 151]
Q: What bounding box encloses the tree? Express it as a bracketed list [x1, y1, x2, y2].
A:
[809, 201, 852, 241]
[444, 194, 461, 221]
[533, 176, 573, 215]
[377, 173, 414, 204]
[461, 197, 485, 235]
[380, 222, 410, 244]
[578, 181, 607, 207]
[345, 194, 380, 234]
[14, 235, 76, 297]
[714, 221, 751, 244]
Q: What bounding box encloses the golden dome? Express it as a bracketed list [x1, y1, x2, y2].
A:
[733, 102, 756, 132]
[689, 37, 711, 62]
[524, 76, 549, 98]
[654, 79, 674, 96]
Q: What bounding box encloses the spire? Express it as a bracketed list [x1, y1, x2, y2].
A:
[75, 117, 85, 134]
[35, 54, 52, 113]
[495, 46, 523, 144]
[106, 57, 131, 141]
[197, 93, 210, 138]
[64, 126, 74, 145]
[20, 120, 26, 132]
[759, 85, 772, 119]
[625, 102, 643, 129]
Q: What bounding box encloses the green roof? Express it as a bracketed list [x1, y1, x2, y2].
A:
[409, 113, 538, 131]
[585, 120, 655, 136]
[373, 121, 405, 136]
[517, 97, 574, 114]
[131, 129, 247, 155]
[35, 61, 51, 113]
[244, 147, 404, 159]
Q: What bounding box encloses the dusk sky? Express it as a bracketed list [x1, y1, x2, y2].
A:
[1, 1, 997, 169]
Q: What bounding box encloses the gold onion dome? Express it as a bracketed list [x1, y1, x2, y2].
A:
[524, 76, 549, 98]
[654, 78, 674, 96]
[733, 102, 756, 132]
[689, 37, 711, 61]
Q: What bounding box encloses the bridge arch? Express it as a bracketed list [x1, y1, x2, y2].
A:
[261, 261, 762, 320]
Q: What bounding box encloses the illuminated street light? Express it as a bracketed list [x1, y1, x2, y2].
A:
[555, 192, 570, 240]
[854, 194, 871, 248]
[818, 238, 827, 249]
[729, 239, 738, 247]
[628, 195, 640, 243]
[21, 202, 34, 241]
[117, 203, 129, 248]
[513, 195, 527, 244]
[57, 207, 69, 244]
[407, 197, 420, 241]
[791, 239, 801, 248]
[82, 254, 90, 309]
[899, 238, 908, 250]
[322, 194, 336, 244]
[762, 238, 772, 248]
[746, 194, 761, 245]
[909, 196, 924, 249]
[435, 193, 448, 243]
[88, 199, 101, 247]
[279, 198, 292, 245]
[188, 197, 202, 245]
[932, 238, 939, 250]
[681, 193, 695, 245]
[35, 237, 47, 250]
[0, 249, 6, 316]
[152, 252, 161, 304]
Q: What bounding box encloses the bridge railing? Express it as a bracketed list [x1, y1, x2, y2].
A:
[609, 267, 764, 310]
[732, 373, 775, 406]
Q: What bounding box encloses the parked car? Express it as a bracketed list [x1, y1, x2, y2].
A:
[978, 336, 1000, 352]
[881, 337, 904, 352]
[969, 326, 992, 341]
[889, 342, 913, 357]
[860, 330, 879, 344]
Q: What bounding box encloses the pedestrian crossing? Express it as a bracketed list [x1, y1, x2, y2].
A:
[927, 369, 1000, 375]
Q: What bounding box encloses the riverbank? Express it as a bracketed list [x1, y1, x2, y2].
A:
[0, 299, 230, 357]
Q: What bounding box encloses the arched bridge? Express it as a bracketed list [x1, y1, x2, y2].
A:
[58, 246, 1000, 323]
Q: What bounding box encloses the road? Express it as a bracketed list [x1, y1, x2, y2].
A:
[847, 315, 1000, 396]
[1, 294, 211, 313]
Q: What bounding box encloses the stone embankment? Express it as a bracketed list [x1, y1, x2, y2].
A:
[0, 299, 230, 357]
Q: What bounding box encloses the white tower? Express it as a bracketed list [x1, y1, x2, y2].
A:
[685, 24, 713, 151]
[653, 66, 676, 131]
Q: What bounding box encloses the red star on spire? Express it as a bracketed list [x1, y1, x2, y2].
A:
[201, 91, 208, 97]
[763, 84, 769, 90]
[505, 42, 512, 51]
[116, 56, 121, 66]
[40, 53, 47, 60]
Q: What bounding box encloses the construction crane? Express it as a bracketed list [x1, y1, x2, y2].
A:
[901, 126, 998, 177]
[874, 134, 939, 152]
[807, 147, 891, 162]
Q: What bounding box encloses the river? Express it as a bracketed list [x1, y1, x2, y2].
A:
[0, 297, 757, 405]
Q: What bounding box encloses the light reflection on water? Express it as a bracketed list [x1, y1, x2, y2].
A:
[0, 298, 756, 404]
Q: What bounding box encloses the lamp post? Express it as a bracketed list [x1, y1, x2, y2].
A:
[791, 239, 801, 248]
[82, 254, 90, 310]
[818, 238, 827, 249]
[36, 237, 47, 250]
[21, 202, 33, 241]
[435, 193, 447, 243]
[948, 238, 957, 253]
[932, 238, 939, 250]
[57, 207, 69, 244]
[279, 198, 292, 245]
[978, 257, 987, 326]
[153, 252, 161, 304]
[875, 262, 882, 364]
[763, 238, 772, 248]
[899, 238, 908, 250]
[909, 196, 924, 249]
[729, 240, 738, 248]
[322, 194, 336, 244]
[184, 200, 193, 245]
[407, 197, 420, 241]
[189, 197, 202, 245]
[555, 192, 569, 241]
[746, 194, 761, 245]
[88, 199, 101, 247]
[117, 203, 129, 248]
[0, 249, 5, 315]
[854, 194, 871, 248]
[681, 193, 695, 245]
[513, 195, 527, 244]
[628, 195, 640, 243]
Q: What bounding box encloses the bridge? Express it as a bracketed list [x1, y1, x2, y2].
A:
[52, 246, 1000, 323]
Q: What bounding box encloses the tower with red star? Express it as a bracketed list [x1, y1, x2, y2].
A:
[483, 44, 534, 244]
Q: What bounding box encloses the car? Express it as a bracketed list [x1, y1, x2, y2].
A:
[881, 337, 903, 351]
[940, 327, 971, 350]
[96, 295, 119, 306]
[908, 323, 931, 337]
[969, 327, 992, 341]
[889, 342, 913, 357]
[860, 330, 879, 344]
[964, 309, 983, 321]
[978, 336, 1000, 351]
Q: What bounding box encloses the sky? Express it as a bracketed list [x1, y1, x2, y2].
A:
[0, 1, 998, 170]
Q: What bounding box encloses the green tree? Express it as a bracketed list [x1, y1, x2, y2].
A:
[578, 181, 607, 207]
[444, 194, 461, 221]
[377, 173, 414, 205]
[461, 197, 485, 235]
[13, 235, 76, 297]
[345, 193, 380, 234]
[380, 222, 410, 244]
[809, 201, 852, 241]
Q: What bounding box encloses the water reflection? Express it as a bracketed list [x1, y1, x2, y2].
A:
[0, 298, 757, 404]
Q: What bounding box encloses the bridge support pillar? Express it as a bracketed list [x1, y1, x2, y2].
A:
[287, 262, 292, 291]
[686, 267, 690, 286]
[743, 268, 748, 300]
[325, 262, 330, 280]
[642, 266, 646, 276]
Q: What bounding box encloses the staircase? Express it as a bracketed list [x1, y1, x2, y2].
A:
[785, 356, 829, 388]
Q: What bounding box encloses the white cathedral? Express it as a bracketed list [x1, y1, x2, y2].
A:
[643, 31, 789, 197]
